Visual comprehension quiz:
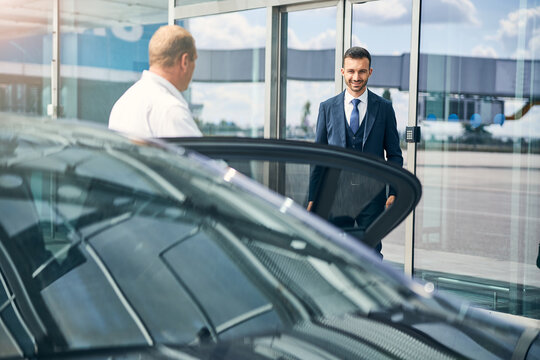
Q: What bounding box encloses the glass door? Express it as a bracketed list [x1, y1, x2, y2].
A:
[351, 0, 412, 269]
[414, 0, 540, 320]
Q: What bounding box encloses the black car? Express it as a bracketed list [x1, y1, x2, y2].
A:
[0, 118, 538, 359]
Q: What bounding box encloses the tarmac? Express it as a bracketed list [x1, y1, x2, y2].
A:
[383, 149, 540, 288]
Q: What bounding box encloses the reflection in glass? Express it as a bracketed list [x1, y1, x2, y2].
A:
[59, 1, 168, 124]
[416, 0, 540, 319]
[0, 2, 53, 119]
[285, 7, 336, 140]
[206, 158, 390, 247]
[186, 9, 266, 137]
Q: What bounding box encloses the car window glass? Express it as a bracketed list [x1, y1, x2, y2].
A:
[244, 240, 399, 317]
[0, 149, 288, 350]
[0, 167, 164, 349]
[163, 230, 282, 339]
[40, 257, 149, 348]
[89, 217, 213, 344]
[210, 159, 390, 243]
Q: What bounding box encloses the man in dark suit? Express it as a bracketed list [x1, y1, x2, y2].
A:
[307, 46, 403, 255]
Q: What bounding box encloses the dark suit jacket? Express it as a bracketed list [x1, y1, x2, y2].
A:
[309, 89, 403, 203]
[314, 89, 403, 167]
[309, 90, 403, 253]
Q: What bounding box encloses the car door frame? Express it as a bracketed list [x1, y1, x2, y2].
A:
[165, 137, 421, 249]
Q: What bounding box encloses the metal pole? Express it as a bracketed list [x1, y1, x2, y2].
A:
[49, 0, 60, 119]
[334, 0, 346, 94]
[168, 0, 175, 25]
[404, 0, 422, 277]
[264, 6, 282, 139]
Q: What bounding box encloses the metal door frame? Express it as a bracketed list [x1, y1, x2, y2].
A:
[168, 0, 422, 275]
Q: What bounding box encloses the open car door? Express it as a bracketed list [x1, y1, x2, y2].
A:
[166, 137, 421, 249]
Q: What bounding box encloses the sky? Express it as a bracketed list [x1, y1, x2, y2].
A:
[183, 0, 540, 140]
[189, 0, 539, 58]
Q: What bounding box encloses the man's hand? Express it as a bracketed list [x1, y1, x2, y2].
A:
[385, 195, 396, 209]
[307, 201, 314, 212]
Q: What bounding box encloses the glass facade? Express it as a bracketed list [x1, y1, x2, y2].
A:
[0, 1, 53, 119]
[284, 7, 336, 140]
[59, 1, 168, 124]
[415, 0, 540, 318]
[1, 0, 539, 321]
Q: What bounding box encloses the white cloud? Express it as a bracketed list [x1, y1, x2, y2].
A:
[390, 90, 410, 131]
[353, 0, 409, 25]
[190, 82, 412, 134]
[471, 44, 498, 58]
[351, 34, 367, 49]
[191, 82, 265, 127]
[286, 81, 335, 127]
[528, 30, 540, 57]
[191, 80, 336, 130]
[494, 6, 540, 59]
[488, 105, 540, 140]
[422, 0, 480, 25]
[188, 0, 481, 52]
[288, 28, 336, 50]
[354, 0, 478, 26]
[496, 7, 540, 39]
[370, 88, 409, 131]
[188, 13, 266, 50]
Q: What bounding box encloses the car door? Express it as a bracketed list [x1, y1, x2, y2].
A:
[165, 137, 421, 249]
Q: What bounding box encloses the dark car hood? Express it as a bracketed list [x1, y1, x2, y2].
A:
[36, 308, 539, 360]
[178, 309, 538, 360]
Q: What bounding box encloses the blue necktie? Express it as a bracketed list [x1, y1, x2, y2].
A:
[350, 98, 360, 133]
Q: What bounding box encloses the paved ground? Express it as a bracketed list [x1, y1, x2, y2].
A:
[384, 150, 540, 289]
[383, 242, 540, 287]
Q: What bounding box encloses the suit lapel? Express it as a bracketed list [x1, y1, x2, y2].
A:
[364, 90, 379, 146]
[332, 91, 347, 147]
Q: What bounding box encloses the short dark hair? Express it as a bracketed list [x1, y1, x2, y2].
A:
[343, 46, 371, 68]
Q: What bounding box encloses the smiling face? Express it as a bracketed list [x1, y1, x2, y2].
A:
[341, 57, 372, 97]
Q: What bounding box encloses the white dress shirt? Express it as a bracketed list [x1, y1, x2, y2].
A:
[109, 70, 202, 138]
[344, 89, 368, 128]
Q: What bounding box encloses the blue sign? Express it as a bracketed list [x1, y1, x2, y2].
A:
[0, 22, 177, 72]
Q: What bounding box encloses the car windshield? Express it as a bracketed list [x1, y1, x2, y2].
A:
[0, 120, 418, 354]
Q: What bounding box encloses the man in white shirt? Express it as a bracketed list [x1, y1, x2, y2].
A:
[109, 25, 202, 138]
